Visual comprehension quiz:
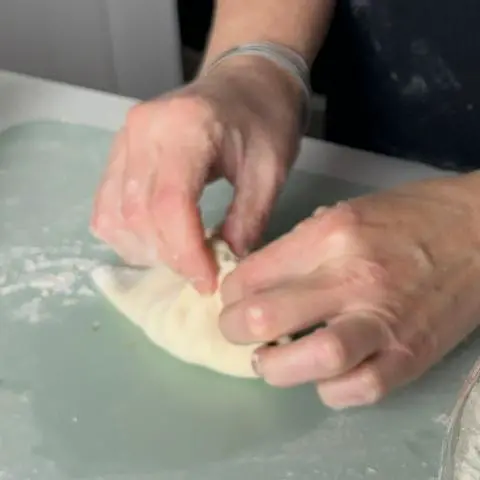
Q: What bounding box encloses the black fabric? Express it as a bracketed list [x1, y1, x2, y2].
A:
[177, 1, 480, 170]
[319, 0, 480, 171]
[178, 1, 212, 51]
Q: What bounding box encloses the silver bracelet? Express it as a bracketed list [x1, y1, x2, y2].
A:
[204, 42, 312, 133]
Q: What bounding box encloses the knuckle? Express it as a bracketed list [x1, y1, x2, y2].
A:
[316, 331, 348, 373]
[220, 272, 244, 305]
[342, 258, 390, 290]
[313, 203, 364, 252]
[327, 202, 361, 232]
[163, 94, 217, 127]
[399, 325, 436, 368]
[163, 95, 223, 160]
[120, 185, 148, 224]
[126, 103, 150, 128]
[120, 197, 145, 224]
[361, 260, 390, 287]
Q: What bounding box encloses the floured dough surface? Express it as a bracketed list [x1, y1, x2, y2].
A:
[91, 237, 261, 378]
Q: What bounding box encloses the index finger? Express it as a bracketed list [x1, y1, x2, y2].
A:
[150, 186, 217, 293]
[146, 122, 220, 292]
[221, 216, 327, 304]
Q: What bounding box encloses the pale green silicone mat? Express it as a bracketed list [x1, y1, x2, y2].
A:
[0, 121, 478, 480]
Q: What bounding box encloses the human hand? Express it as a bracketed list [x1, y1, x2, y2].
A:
[220, 174, 480, 408]
[90, 56, 302, 292]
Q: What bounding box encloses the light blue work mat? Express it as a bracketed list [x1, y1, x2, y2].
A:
[0, 121, 477, 480]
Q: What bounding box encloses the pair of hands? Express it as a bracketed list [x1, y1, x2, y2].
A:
[91, 57, 480, 409]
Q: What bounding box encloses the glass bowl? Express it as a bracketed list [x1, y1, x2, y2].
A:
[440, 358, 480, 480]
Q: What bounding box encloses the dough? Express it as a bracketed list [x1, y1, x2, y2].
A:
[91, 236, 261, 378]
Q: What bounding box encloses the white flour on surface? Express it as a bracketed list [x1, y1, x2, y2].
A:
[453, 383, 480, 480]
[0, 242, 107, 324]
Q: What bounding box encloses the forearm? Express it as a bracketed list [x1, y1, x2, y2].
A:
[201, 0, 335, 68]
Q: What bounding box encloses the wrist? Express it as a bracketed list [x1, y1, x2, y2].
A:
[456, 171, 480, 214]
[413, 172, 480, 240]
[453, 171, 480, 245]
[198, 53, 306, 131]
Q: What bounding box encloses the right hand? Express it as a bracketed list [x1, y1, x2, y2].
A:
[90, 56, 303, 292]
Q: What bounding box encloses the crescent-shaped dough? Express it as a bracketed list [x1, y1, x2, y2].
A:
[91, 237, 261, 378]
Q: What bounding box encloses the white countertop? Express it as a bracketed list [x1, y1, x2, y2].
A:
[0, 69, 467, 480]
[0, 69, 451, 190]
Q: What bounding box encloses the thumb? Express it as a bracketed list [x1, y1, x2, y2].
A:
[221, 161, 285, 256]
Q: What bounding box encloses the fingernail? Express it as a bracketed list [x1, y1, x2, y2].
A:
[227, 233, 250, 258]
[251, 349, 263, 376]
[191, 276, 214, 295]
[230, 240, 248, 259]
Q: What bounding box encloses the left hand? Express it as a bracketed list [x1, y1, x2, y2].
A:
[220, 174, 480, 409]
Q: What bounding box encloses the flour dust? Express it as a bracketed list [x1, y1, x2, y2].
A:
[0, 241, 109, 324]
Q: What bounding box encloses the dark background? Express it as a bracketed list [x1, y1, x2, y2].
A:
[177, 0, 327, 95]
